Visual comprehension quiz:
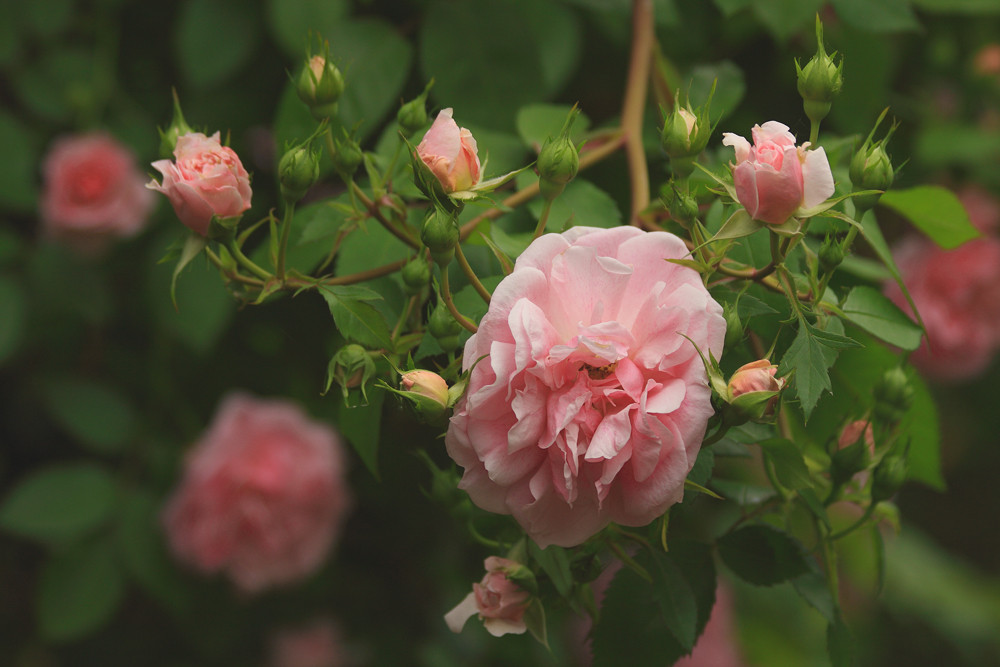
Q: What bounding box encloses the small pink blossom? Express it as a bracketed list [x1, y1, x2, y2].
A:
[269, 618, 345, 667]
[884, 233, 1000, 381]
[837, 420, 875, 455]
[416, 108, 481, 193]
[39, 133, 155, 253]
[727, 359, 783, 398]
[162, 393, 350, 593]
[148, 131, 252, 236]
[722, 121, 834, 225]
[444, 557, 530, 637]
[445, 226, 726, 547]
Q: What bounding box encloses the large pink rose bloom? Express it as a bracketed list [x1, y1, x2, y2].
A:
[163, 393, 350, 593]
[416, 108, 481, 193]
[40, 133, 155, 252]
[445, 226, 726, 547]
[148, 131, 252, 236]
[885, 234, 1000, 381]
[722, 121, 834, 225]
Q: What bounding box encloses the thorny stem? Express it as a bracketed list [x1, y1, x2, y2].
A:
[454, 243, 492, 304]
[622, 0, 654, 226]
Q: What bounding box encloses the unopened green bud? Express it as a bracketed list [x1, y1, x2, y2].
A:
[398, 81, 433, 137]
[831, 438, 870, 489]
[850, 109, 897, 214]
[401, 255, 432, 295]
[796, 17, 843, 125]
[660, 89, 714, 177]
[537, 107, 581, 201]
[871, 451, 908, 503]
[873, 366, 913, 425]
[819, 234, 845, 273]
[331, 130, 363, 178]
[297, 54, 344, 120]
[420, 209, 459, 265]
[669, 189, 699, 225]
[723, 303, 744, 348]
[429, 301, 462, 353]
[325, 343, 376, 406]
[158, 89, 195, 158]
[278, 144, 320, 203]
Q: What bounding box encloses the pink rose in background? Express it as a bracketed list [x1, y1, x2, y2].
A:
[148, 131, 252, 236]
[444, 557, 530, 637]
[722, 121, 834, 225]
[416, 108, 481, 193]
[269, 618, 345, 667]
[39, 133, 155, 253]
[675, 584, 745, 667]
[445, 226, 726, 547]
[884, 218, 1000, 381]
[163, 393, 350, 593]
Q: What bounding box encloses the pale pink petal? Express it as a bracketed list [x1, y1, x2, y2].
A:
[800, 146, 835, 209]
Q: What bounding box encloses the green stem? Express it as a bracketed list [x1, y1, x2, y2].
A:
[351, 182, 419, 249]
[829, 503, 878, 541]
[621, 0, 654, 226]
[226, 236, 271, 281]
[533, 198, 554, 240]
[276, 201, 295, 281]
[391, 295, 418, 341]
[440, 268, 478, 334]
[608, 541, 652, 583]
[204, 247, 265, 286]
[454, 243, 492, 304]
[809, 119, 821, 147]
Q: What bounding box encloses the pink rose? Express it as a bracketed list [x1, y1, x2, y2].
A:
[445, 226, 726, 547]
[416, 108, 481, 193]
[269, 618, 345, 667]
[39, 133, 155, 253]
[444, 556, 531, 637]
[884, 233, 1000, 381]
[148, 131, 252, 236]
[722, 121, 834, 225]
[727, 359, 783, 398]
[837, 419, 875, 454]
[162, 393, 350, 593]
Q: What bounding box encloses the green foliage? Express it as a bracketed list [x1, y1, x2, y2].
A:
[840, 285, 923, 351]
[718, 525, 811, 586]
[176, 0, 260, 88]
[879, 186, 980, 250]
[42, 377, 138, 454]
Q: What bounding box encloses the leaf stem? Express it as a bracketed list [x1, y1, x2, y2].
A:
[440, 267, 478, 334]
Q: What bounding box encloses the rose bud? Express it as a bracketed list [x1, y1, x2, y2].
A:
[297, 54, 344, 120]
[325, 343, 376, 406]
[420, 208, 460, 266]
[722, 121, 834, 225]
[416, 108, 481, 194]
[795, 17, 844, 126]
[390, 370, 451, 422]
[537, 106, 581, 201]
[398, 80, 433, 137]
[401, 254, 431, 295]
[872, 366, 913, 424]
[850, 111, 897, 214]
[661, 90, 714, 179]
[330, 129, 363, 179]
[819, 233, 845, 273]
[444, 557, 532, 637]
[724, 359, 785, 423]
[158, 89, 195, 158]
[278, 143, 320, 204]
[148, 132, 252, 237]
[871, 449, 908, 503]
[428, 300, 463, 353]
[831, 419, 875, 489]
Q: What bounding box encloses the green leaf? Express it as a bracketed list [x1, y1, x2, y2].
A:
[333, 390, 384, 479]
[717, 524, 811, 586]
[523, 599, 548, 648]
[420, 0, 548, 130]
[515, 104, 591, 150]
[0, 463, 117, 544]
[688, 60, 745, 119]
[591, 542, 715, 667]
[175, 0, 260, 88]
[0, 276, 26, 366]
[42, 378, 137, 454]
[711, 209, 764, 242]
[527, 178, 622, 230]
[528, 542, 573, 598]
[780, 322, 836, 420]
[913, 0, 1000, 12]
[792, 568, 838, 623]
[169, 233, 207, 310]
[37, 537, 126, 642]
[0, 111, 38, 211]
[757, 438, 813, 490]
[826, 615, 855, 667]
[265, 0, 351, 56]
[320, 288, 395, 351]
[841, 285, 922, 351]
[879, 186, 980, 250]
[831, 0, 920, 31]
[915, 123, 1000, 167]
[751, 0, 824, 41]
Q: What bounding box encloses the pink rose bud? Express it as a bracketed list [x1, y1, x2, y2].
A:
[444, 557, 531, 637]
[39, 133, 155, 254]
[416, 108, 481, 193]
[401, 370, 450, 406]
[727, 359, 783, 399]
[148, 131, 252, 237]
[162, 393, 350, 593]
[269, 618, 345, 667]
[837, 419, 875, 455]
[445, 226, 726, 547]
[722, 121, 834, 225]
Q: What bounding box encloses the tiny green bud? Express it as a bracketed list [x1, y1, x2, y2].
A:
[668, 188, 699, 225]
[819, 234, 845, 273]
[158, 89, 195, 158]
[872, 366, 913, 425]
[796, 16, 844, 125]
[850, 109, 897, 213]
[331, 130, 363, 179]
[871, 450, 908, 503]
[297, 54, 344, 120]
[537, 106, 581, 201]
[831, 439, 870, 489]
[325, 343, 376, 406]
[723, 303, 744, 349]
[398, 80, 434, 137]
[660, 89, 714, 177]
[278, 144, 320, 203]
[420, 208, 459, 265]
[401, 254, 432, 295]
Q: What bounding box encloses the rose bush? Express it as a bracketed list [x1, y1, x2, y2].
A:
[148, 131, 252, 236]
[722, 121, 834, 224]
[416, 108, 481, 193]
[444, 556, 531, 637]
[162, 393, 350, 593]
[445, 226, 726, 547]
[39, 133, 154, 252]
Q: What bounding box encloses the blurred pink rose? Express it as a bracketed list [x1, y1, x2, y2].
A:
[885, 233, 1000, 381]
[722, 121, 834, 225]
[444, 556, 530, 637]
[838, 419, 875, 454]
[163, 393, 350, 593]
[416, 108, 481, 192]
[445, 226, 726, 547]
[39, 133, 154, 253]
[270, 618, 345, 667]
[148, 131, 252, 236]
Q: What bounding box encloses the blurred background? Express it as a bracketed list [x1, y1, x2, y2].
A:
[1, 0, 1000, 665]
